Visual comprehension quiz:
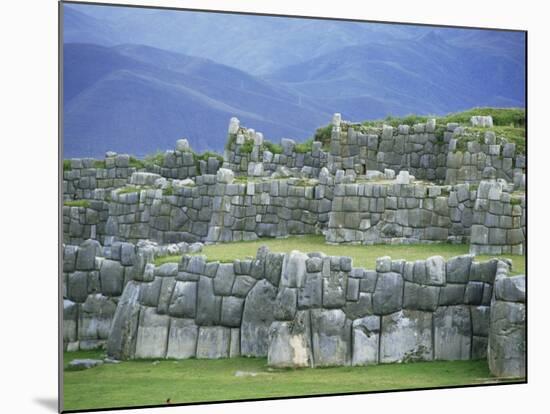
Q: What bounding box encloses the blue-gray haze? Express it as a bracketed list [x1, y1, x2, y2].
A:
[63, 3, 525, 158]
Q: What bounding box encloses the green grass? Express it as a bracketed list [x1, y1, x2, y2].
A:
[63, 160, 72, 171]
[92, 160, 106, 169]
[129, 156, 146, 169]
[153, 235, 525, 275]
[63, 350, 512, 411]
[143, 151, 164, 167]
[294, 138, 314, 153]
[240, 139, 255, 154]
[262, 140, 283, 154]
[64, 200, 91, 208]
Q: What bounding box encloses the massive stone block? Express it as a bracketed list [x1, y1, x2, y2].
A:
[352, 316, 381, 366]
[213, 264, 236, 296]
[281, 251, 308, 288]
[298, 272, 322, 309]
[79, 294, 117, 340]
[268, 311, 313, 368]
[195, 276, 222, 326]
[63, 300, 78, 343]
[196, 326, 231, 359]
[380, 310, 433, 363]
[310, 309, 352, 367]
[168, 281, 197, 318]
[220, 296, 245, 327]
[403, 282, 439, 311]
[446, 255, 472, 283]
[166, 318, 198, 359]
[241, 279, 277, 356]
[433, 305, 471, 360]
[107, 281, 142, 360]
[134, 307, 170, 359]
[99, 259, 124, 297]
[373, 272, 403, 314]
[323, 271, 348, 308]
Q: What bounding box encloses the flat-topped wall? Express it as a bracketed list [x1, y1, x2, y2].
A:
[62, 242, 525, 377]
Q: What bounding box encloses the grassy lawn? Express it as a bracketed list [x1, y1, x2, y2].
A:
[63, 350, 513, 411]
[154, 235, 525, 275]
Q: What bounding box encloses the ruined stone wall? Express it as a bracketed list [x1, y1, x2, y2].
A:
[63, 244, 524, 373]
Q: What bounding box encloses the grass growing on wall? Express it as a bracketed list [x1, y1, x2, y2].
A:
[153, 235, 525, 275]
[64, 200, 91, 208]
[63, 350, 512, 411]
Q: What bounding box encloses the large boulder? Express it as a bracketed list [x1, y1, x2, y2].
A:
[196, 326, 231, 359]
[106, 281, 142, 360]
[373, 272, 403, 314]
[166, 318, 198, 359]
[134, 307, 170, 359]
[310, 309, 352, 367]
[267, 311, 313, 368]
[240, 279, 277, 356]
[352, 316, 381, 366]
[79, 294, 117, 340]
[380, 310, 433, 363]
[433, 306, 471, 360]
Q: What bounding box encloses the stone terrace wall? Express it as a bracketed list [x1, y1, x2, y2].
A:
[91, 246, 518, 370]
[63, 201, 110, 245]
[222, 118, 327, 178]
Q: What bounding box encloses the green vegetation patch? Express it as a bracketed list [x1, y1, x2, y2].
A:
[129, 156, 146, 169]
[63, 160, 72, 171]
[63, 349, 514, 411]
[240, 139, 255, 154]
[143, 151, 164, 168]
[92, 160, 106, 169]
[294, 138, 313, 154]
[152, 235, 525, 275]
[313, 124, 332, 148]
[64, 200, 91, 208]
[262, 140, 283, 154]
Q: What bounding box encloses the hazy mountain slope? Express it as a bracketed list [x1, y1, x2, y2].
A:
[63, 44, 331, 158]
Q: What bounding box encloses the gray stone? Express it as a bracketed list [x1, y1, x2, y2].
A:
[373, 272, 403, 315]
[216, 168, 234, 184]
[221, 296, 245, 327]
[310, 309, 352, 367]
[264, 253, 284, 286]
[99, 260, 124, 296]
[465, 282, 484, 305]
[68, 271, 88, 303]
[438, 284, 466, 306]
[196, 276, 221, 325]
[469, 260, 498, 283]
[232, 275, 257, 298]
[76, 239, 101, 270]
[495, 275, 525, 303]
[268, 311, 313, 368]
[323, 271, 347, 308]
[155, 263, 178, 277]
[472, 336, 488, 360]
[343, 292, 373, 319]
[166, 318, 198, 359]
[156, 277, 176, 314]
[196, 326, 231, 359]
[433, 306, 471, 360]
[352, 316, 380, 366]
[380, 310, 433, 363]
[213, 264, 236, 296]
[106, 281, 142, 360]
[135, 307, 170, 359]
[168, 281, 197, 318]
[298, 273, 322, 309]
[488, 301, 526, 377]
[281, 251, 308, 288]
[471, 306, 491, 337]
[274, 287, 297, 321]
[63, 300, 78, 342]
[241, 279, 277, 356]
[446, 255, 472, 283]
[376, 256, 392, 273]
[175, 138, 190, 152]
[139, 277, 162, 307]
[403, 282, 439, 311]
[67, 359, 104, 371]
[79, 294, 116, 340]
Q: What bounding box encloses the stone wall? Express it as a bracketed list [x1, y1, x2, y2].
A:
[62, 243, 524, 376]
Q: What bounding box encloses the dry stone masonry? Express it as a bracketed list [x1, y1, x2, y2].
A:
[63, 114, 526, 378]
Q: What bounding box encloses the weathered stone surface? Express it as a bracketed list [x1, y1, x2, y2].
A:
[67, 359, 104, 371]
[494, 275, 525, 303]
[298, 273, 322, 309]
[310, 309, 352, 367]
[68, 271, 88, 303]
[213, 264, 236, 296]
[488, 301, 526, 377]
[232, 275, 257, 298]
[63, 300, 78, 343]
[343, 292, 372, 319]
[106, 281, 142, 359]
[168, 281, 197, 318]
[471, 306, 491, 337]
[268, 311, 313, 368]
[274, 287, 297, 321]
[76, 239, 101, 270]
[433, 306, 471, 360]
[281, 251, 308, 288]
[323, 271, 347, 308]
[438, 284, 465, 306]
[472, 336, 488, 360]
[196, 276, 221, 325]
[403, 282, 439, 311]
[465, 281, 484, 305]
[134, 307, 170, 359]
[166, 318, 198, 359]
[139, 277, 162, 307]
[79, 294, 116, 340]
[265, 253, 284, 286]
[216, 168, 234, 184]
[241, 279, 277, 356]
[446, 255, 472, 283]
[100, 260, 124, 297]
[352, 316, 380, 366]
[157, 277, 176, 314]
[196, 326, 231, 359]
[380, 310, 433, 363]
[373, 272, 403, 314]
[469, 260, 497, 283]
[221, 296, 245, 327]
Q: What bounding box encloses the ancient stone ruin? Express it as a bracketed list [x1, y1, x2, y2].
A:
[63, 114, 526, 378]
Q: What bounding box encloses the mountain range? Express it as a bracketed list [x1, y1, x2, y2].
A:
[62, 4, 525, 158]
